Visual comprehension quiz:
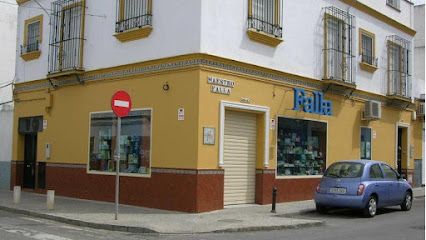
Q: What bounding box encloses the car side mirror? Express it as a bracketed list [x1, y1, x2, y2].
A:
[397, 174, 406, 180]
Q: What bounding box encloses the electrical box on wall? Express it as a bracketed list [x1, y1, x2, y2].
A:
[45, 143, 51, 160]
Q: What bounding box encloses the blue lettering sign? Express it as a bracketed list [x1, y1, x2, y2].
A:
[293, 88, 333, 116]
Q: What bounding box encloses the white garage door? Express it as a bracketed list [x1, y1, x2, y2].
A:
[223, 110, 257, 205]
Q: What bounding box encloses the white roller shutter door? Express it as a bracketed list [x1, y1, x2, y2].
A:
[223, 110, 257, 205]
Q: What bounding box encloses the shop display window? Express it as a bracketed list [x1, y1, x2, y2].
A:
[89, 110, 151, 175]
[361, 127, 372, 160]
[277, 118, 327, 176]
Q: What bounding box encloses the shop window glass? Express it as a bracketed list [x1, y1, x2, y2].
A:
[89, 110, 151, 175]
[277, 118, 327, 176]
[361, 127, 371, 160]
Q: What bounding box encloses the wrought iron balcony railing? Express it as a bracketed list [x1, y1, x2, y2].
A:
[387, 70, 411, 99]
[115, 0, 152, 33]
[116, 14, 152, 33]
[247, 17, 282, 38]
[323, 48, 355, 85]
[21, 41, 40, 55]
[322, 6, 355, 86]
[247, 0, 283, 38]
[386, 35, 411, 99]
[360, 53, 378, 67]
[48, 0, 85, 75]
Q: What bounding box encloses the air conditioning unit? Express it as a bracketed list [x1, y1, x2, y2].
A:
[417, 102, 425, 117]
[363, 100, 381, 120]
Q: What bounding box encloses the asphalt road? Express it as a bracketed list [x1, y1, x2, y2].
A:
[0, 198, 424, 240]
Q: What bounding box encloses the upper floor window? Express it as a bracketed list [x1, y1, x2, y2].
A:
[386, 0, 400, 11]
[387, 35, 411, 99]
[48, 0, 85, 75]
[248, 0, 282, 38]
[114, 0, 153, 42]
[21, 15, 43, 61]
[359, 29, 377, 67]
[116, 0, 152, 33]
[323, 7, 355, 85]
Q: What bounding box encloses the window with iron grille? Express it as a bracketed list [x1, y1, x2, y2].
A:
[323, 7, 355, 84]
[116, 0, 152, 33]
[48, 0, 85, 74]
[26, 22, 40, 53]
[386, 0, 400, 10]
[248, 0, 282, 38]
[359, 29, 377, 67]
[387, 35, 411, 98]
[21, 15, 43, 55]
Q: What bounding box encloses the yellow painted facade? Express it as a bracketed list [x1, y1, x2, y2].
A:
[13, 69, 201, 169]
[197, 67, 416, 172]
[12, 54, 419, 176]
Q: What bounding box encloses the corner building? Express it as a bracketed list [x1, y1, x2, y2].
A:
[12, 0, 424, 212]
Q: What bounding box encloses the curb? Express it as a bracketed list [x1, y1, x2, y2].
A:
[211, 221, 325, 233]
[0, 205, 158, 234]
[0, 205, 324, 234]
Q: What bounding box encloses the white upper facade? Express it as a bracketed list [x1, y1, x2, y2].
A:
[0, 0, 17, 85]
[16, 0, 416, 98]
[413, 4, 425, 99]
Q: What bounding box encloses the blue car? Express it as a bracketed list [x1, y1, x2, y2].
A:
[314, 160, 412, 217]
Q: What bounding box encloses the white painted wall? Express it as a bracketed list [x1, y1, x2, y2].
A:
[16, 0, 415, 98]
[15, 0, 202, 83]
[0, 0, 17, 189]
[413, 4, 425, 99]
[200, 0, 414, 97]
[0, 0, 17, 84]
[358, 0, 414, 28]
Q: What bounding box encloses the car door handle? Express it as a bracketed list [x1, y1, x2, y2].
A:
[374, 184, 379, 187]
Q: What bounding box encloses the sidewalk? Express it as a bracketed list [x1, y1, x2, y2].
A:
[0, 187, 423, 234]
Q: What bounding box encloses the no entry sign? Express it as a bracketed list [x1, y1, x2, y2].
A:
[111, 91, 132, 118]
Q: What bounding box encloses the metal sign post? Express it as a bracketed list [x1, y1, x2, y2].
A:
[115, 117, 121, 220]
[111, 90, 132, 221]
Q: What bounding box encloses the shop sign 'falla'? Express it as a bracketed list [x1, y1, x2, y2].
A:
[293, 88, 333, 116]
[208, 76, 235, 95]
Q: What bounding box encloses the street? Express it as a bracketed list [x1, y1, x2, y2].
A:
[0, 198, 424, 240]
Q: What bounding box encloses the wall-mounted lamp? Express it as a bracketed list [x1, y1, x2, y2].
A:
[162, 82, 170, 91]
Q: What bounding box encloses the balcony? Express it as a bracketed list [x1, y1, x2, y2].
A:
[247, 0, 283, 47]
[20, 41, 41, 61]
[387, 70, 411, 101]
[359, 53, 378, 73]
[114, 0, 153, 42]
[322, 7, 356, 90]
[386, 35, 411, 103]
[48, 0, 85, 78]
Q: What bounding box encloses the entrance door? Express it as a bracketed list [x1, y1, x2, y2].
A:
[397, 128, 402, 174]
[23, 134, 37, 189]
[223, 111, 257, 205]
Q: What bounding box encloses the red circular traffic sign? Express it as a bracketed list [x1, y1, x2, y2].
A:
[111, 91, 132, 118]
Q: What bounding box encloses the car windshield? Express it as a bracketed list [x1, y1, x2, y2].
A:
[324, 162, 364, 178]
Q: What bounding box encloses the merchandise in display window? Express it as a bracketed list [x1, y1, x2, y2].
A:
[89, 110, 151, 175]
[277, 118, 327, 176]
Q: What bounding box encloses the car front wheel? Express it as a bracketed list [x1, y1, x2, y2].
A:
[400, 191, 412, 211]
[363, 196, 377, 218]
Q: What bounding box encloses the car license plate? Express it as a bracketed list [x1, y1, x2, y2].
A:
[329, 187, 346, 194]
